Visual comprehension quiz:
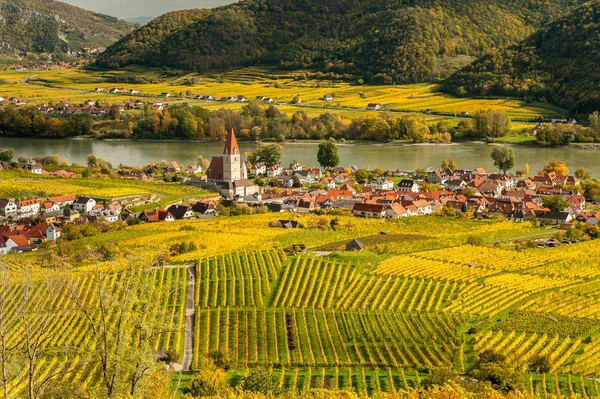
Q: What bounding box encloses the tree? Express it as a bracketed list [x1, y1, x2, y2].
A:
[529, 355, 553, 373]
[242, 368, 279, 394]
[543, 161, 569, 177]
[0, 148, 14, 163]
[354, 169, 371, 181]
[542, 196, 568, 212]
[317, 140, 340, 169]
[187, 365, 227, 397]
[490, 146, 515, 174]
[472, 350, 523, 392]
[68, 254, 182, 397]
[441, 160, 448, 169]
[197, 155, 210, 171]
[448, 158, 458, 170]
[575, 168, 590, 180]
[245, 144, 282, 167]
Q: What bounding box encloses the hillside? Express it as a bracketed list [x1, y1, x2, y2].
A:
[442, 0, 600, 115]
[96, 0, 586, 84]
[0, 0, 133, 54]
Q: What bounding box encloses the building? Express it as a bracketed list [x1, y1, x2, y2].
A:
[352, 203, 386, 219]
[0, 200, 18, 216]
[207, 129, 258, 199]
[73, 197, 96, 213]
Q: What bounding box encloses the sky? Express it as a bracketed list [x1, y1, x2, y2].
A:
[59, 0, 236, 19]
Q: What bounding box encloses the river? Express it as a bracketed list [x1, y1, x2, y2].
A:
[1, 138, 599, 176]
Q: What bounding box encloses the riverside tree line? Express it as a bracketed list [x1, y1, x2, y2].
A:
[0, 101, 516, 143]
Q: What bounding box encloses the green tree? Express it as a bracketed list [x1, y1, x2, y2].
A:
[472, 350, 523, 392]
[242, 368, 279, 394]
[575, 168, 590, 180]
[490, 146, 515, 174]
[0, 148, 14, 163]
[448, 158, 458, 170]
[246, 144, 283, 167]
[542, 196, 568, 212]
[317, 140, 340, 168]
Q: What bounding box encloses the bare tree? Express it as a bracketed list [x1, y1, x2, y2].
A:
[69, 255, 182, 397]
[0, 261, 20, 399]
[20, 269, 81, 399]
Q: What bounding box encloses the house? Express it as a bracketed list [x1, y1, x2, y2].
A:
[297, 199, 317, 214]
[3, 235, 34, 254]
[18, 199, 40, 218]
[139, 209, 175, 222]
[267, 165, 283, 178]
[365, 178, 394, 191]
[323, 94, 334, 102]
[185, 164, 202, 175]
[167, 162, 181, 172]
[192, 201, 217, 215]
[40, 201, 60, 213]
[0, 200, 18, 216]
[129, 89, 140, 95]
[397, 179, 420, 193]
[320, 177, 336, 189]
[28, 163, 43, 174]
[537, 211, 573, 225]
[386, 203, 408, 218]
[251, 163, 266, 176]
[366, 103, 381, 110]
[159, 92, 171, 98]
[275, 175, 295, 188]
[50, 194, 77, 206]
[47, 224, 61, 241]
[237, 95, 247, 102]
[98, 210, 120, 223]
[263, 97, 274, 104]
[346, 239, 364, 252]
[94, 88, 104, 93]
[352, 203, 386, 219]
[167, 205, 195, 219]
[73, 197, 96, 213]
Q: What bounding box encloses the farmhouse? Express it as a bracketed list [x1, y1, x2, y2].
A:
[352, 203, 386, 219]
[366, 103, 381, 110]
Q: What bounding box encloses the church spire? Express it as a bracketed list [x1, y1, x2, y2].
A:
[223, 129, 239, 155]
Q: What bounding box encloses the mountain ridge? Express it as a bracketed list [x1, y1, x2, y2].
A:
[441, 0, 600, 115]
[96, 0, 587, 84]
[0, 0, 133, 54]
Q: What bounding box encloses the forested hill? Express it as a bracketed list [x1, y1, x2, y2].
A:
[96, 0, 585, 84]
[442, 0, 600, 115]
[0, 0, 133, 54]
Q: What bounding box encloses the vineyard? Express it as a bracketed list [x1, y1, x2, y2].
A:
[2, 214, 600, 397]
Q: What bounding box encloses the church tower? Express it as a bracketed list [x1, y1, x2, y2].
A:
[222, 129, 241, 182]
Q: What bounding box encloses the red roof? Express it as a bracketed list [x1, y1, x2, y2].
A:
[223, 129, 240, 155]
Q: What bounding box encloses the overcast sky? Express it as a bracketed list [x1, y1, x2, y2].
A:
[59, 0, 236, 19]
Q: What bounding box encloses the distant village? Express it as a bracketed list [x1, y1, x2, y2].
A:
[0, 129, 596, 255]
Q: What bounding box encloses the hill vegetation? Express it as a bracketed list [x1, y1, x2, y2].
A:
[96, 0, 586, 84]
[0, 0, 133, 54]
[442, 0, 600, 115]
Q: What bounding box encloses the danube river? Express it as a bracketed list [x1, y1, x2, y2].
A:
[1, 138, 599, 176]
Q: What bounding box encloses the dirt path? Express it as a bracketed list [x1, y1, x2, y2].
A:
[182, 264, 197, 371]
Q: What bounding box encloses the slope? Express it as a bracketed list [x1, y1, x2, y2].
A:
[0, 0, 133, 54]
[442, 0, 600, 115]
[96, 0, 585, 84]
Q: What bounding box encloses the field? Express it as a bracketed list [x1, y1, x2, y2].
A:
[0, 66, 564, 128]
[3, 212, 600, 397]
[0, 170, 215, 210]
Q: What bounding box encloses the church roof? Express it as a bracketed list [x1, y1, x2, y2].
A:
[223, 129, 239, 155]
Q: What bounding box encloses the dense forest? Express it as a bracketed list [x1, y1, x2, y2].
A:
[96, 0, 586, 84]
[442, 0, 600, 115]
[0, 0, 132, 54]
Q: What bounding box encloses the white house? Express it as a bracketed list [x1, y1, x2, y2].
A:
[366, 103, 381, 110]
[251, 163, 266, 176]
[18, 199, 40, 218]
[267, 165, 283, 178]
[0, 200, 18, 216]
[29, 163, 43, 174]
[365, 178, 394, 191]
[47, 224, 61, 241]
[398, 179, 420, 193]
[73, 197, 96, 213]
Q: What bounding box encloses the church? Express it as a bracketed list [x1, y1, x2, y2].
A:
[207, 129, 258, 199]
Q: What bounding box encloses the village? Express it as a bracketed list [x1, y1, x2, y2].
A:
[0, 129, 597, 255]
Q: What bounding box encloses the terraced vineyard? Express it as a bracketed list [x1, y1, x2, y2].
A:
[3, 215, 600, 397]
[188, 245, 600, 394]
